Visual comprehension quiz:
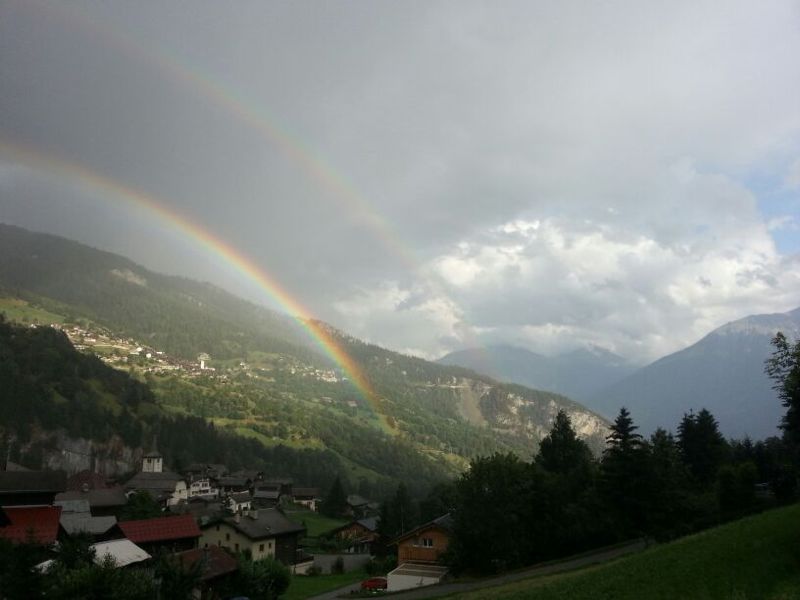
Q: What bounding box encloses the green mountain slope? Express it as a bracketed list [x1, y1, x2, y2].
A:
[0, 316, 346, 490]
[0, 224, 610, 492]
[451, 504, 800, 599]
[0, 223, 315, 362]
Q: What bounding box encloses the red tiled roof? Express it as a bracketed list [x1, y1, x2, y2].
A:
[118, 514, 200, 544]
[173, 545, 238, 581]
[0, 506, 62, 545]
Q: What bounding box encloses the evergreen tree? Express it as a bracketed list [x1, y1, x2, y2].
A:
[535, 410, 593, 476]
[647, 428, 691, 538]
[390, 482, 417, 537]
[418, 482, 456, 523]
[449, 453, 535, 573]
[677, 409, 728, 487]
[600, 407, 650, 536]
[119, 490, 162, 521]
[321, 476, 347, 518]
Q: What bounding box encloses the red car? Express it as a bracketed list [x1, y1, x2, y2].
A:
[360, 577, 388, 592]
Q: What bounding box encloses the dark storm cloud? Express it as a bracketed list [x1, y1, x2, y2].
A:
[1, 0, 799, 361]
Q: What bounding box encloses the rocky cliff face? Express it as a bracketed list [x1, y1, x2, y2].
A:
[449, 378, 610, 454]
[5, 427, 140, 477]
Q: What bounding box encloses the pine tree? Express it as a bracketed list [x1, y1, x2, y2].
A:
[677, 409, 727, 487]
[321, 476, 347, 518]
[600, 407, 650, 536]
[535, 410, 592, 475]
[390, 483, 417, 537]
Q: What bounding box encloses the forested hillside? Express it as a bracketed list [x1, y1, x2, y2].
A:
[0, 223, 315, 362]
[0, 316, 430, 495]
[0, 225, 610, 495]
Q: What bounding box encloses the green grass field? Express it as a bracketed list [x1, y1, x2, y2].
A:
[285, 507, 348, 537]
[282, 568, 366, 600]
[449, 503, 800, 600]
[0, 297, 65, 325]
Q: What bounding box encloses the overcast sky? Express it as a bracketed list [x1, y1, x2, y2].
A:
[1, 0, 799, 363]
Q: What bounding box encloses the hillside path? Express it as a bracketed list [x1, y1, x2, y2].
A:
[306, 539, 648, 600]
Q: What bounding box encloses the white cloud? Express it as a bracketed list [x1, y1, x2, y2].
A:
[3, 1, 800, 363]
[334, 164, 800, 363]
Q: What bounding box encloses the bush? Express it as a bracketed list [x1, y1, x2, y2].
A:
[364, 556, 396, 576]
[331, 556, 345, 575]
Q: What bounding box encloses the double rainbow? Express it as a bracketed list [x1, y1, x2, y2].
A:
[0, 141, 378, 407]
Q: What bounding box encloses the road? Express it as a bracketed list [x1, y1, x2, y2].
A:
[305, 539, 648, 600]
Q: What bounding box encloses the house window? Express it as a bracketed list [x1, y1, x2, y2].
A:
[216, 525, 220, 531]
[268, 542, 272, 549]
[226, 533, 230, 541]
[235, 543, 239, 551]
[423, 538, 434, 548]
[204, 543, 208, 548]
[259, 544, 265, 552]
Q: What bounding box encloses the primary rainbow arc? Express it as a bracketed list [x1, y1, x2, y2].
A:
[0, 141, 378, 407]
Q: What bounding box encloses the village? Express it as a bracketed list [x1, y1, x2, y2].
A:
[47, 322, 344, 386]
[0, 451, 453, 598]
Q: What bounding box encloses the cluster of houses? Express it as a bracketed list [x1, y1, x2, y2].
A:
[1, 452, 455, 594]
[0, 454, 322, 597]
[48, 322, 345, 387]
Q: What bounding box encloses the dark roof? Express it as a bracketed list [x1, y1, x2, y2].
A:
[143, 452, 163, 459]
[66, 470, 109, 491]
[332, 516, 380, 536]
[392, 513, 453, 545]
[205, 509, 304, 541]
[256, 483, 280, 492]
[185, 464, 207, 474]
[0, 506, 62, 544]
[356, 517, 380, 532]
[0, 471, 67, 494]
[125, 471, 184, 492]
[173, 545, 238, 582]
[253, 489, 280, 500]
[293, 488, 320, 499]
[170, 501, 224, 521]
[55, 486, 128, 508]
[118, 514, 201, 544]
[346, 494, 369, 507]
[231, 470, 262, 480]
[217, 476, 250, 488]
[228, 492, 251, 504]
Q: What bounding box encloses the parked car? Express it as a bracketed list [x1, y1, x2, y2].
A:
[360, 577, 388, 592]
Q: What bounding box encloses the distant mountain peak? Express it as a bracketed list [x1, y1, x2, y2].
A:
[712, 307, 800, 339]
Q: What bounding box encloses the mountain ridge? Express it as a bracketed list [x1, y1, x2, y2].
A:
[0, 223, 610, 492]
[590, 306, 800, 438]
[438, 343, 636, 403]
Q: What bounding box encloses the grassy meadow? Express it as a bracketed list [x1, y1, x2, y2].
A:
[448, 503, 800, 600]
